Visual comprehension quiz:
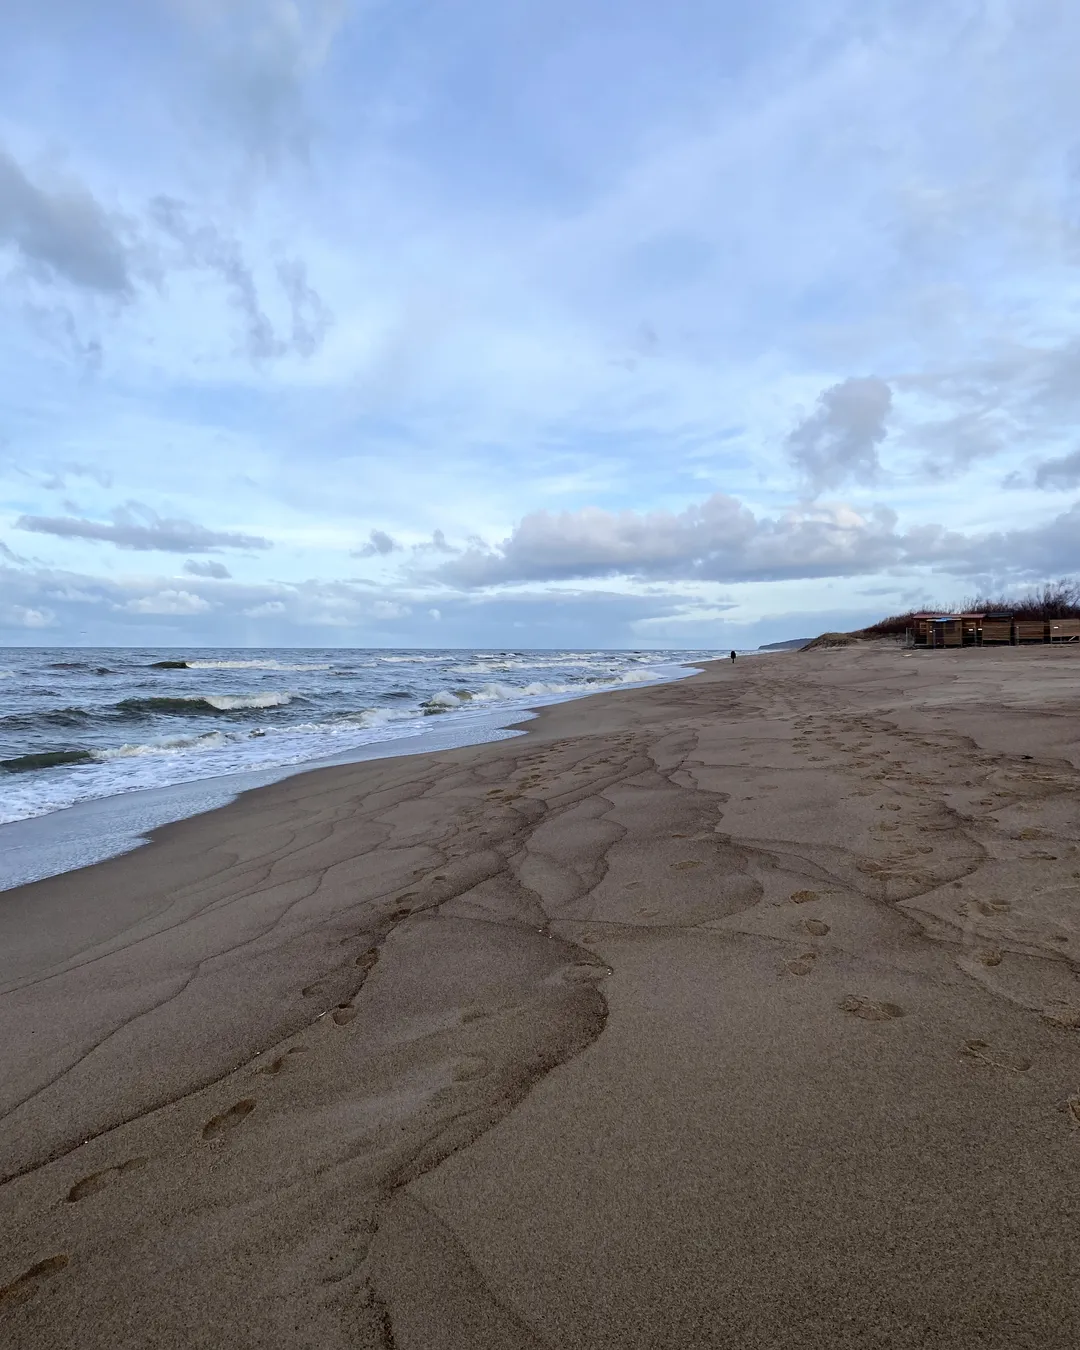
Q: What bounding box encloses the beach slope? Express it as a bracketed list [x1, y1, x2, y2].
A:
[2, 647, 1079, 1348]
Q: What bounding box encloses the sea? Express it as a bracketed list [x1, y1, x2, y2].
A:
[0, 647, 712, 890]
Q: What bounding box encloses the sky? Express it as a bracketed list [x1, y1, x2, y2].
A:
[2, 0, 1080, 649]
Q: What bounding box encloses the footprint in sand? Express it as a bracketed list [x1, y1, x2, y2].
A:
[557, 962, 613, 985]
[1063, 1095, 1080, 1127]
[960, 1040, 1031, 1072]
[804, 918, 830, 936]
[332, 1004, 358, 1026]
[0, 1255, 69, 1308]
[202, 1099, 256, 1140]
[784, 953, 818, 976]
[258, 1046, 308, 1076]
[452, 1055, 489, 1082]
[839, 995, 905, 1021]
[301, 971, 350, 998]
[790, 889, 819, 904]
[976, 950, 1003, 967]
[66, 1157, 147, 1203]
[355, 949, 378, 974]
[671, 860, 701, 871]
[1042, 1003, 1080, 1029]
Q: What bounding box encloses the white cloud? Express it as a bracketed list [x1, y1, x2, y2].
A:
[786, 378, 892, 496]
[3, 603, 57, 628]
[123, 589, 213, 615]
[429, 490, 1080, 588]
[353, 528, 401, 557]
[184, 558, 232, 578]
[0, 142, 133, 294]
[16, 503, 271, 553]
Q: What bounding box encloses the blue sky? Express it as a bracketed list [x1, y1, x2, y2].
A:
[2, 0, 1080, 648]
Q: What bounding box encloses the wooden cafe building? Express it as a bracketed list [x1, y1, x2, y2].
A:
[907, 612, 1080, 648]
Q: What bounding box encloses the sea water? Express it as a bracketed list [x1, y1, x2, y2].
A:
[0, 650, 710, 880]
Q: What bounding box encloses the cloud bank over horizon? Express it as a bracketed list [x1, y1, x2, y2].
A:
[2, 0, 1079, 647]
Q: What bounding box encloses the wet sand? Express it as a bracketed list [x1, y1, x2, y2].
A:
[2, 645, 1079, 1348]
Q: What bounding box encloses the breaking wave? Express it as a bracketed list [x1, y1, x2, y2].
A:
[115, 692, 296, 715]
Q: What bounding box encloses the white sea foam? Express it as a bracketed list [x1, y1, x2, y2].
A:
[0, 708, 445, 824]
[0, 649, 700, 827]
[201, 692, 294, 711]
[424, 670, 664, 709]
[186, 660, 331, 672]
[375, 655, 449, 665]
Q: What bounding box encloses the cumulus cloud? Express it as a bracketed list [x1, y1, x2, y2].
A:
[432, 494, 904, 587]
[0, 143, 133, 294]
[2, 603, 56, 629]
[16, 502, 271, 553]
[429, 491, 1080, 589]
[786, 377, 892, 495]
[931, 499, 1080, 578]
[412, 529, 458, 555]
[353, 528, 401, 557]
[184, 558, 232, 578]
[123, 589, 212, 615]
[243, 600, 286, 617]
[1033, 449, 1080, 490]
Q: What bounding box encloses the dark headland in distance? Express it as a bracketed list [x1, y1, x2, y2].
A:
[756, 637, 813, 651]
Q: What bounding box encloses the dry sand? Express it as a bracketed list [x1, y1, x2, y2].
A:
[2, 645, 1080, 1348]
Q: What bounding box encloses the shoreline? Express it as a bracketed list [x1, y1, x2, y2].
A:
[0, 661, 705, 892]
[3, 645, 1079, 1348]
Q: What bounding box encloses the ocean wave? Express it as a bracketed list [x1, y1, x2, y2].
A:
[0, 649, 696, 824]
[0, 706, 95, 730]
[43, 662, 116, 674]
[376, 654, 450, 664]
[185, 659, 332, 672]
[115, 692, 295, 715]
[1, 749, 96, 774]
[421, 676, 638, 711]
[93, 708, 412, 763]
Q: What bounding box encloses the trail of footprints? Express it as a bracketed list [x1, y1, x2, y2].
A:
[7, 727, 1079, 1317]
[3, 917, 396, 1315]
[785, 888, 1052, 1071]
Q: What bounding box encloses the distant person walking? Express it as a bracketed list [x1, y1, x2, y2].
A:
[730, 649, 737, 664]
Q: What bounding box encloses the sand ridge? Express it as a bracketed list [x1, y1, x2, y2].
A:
[1, 645, 1079, 1347]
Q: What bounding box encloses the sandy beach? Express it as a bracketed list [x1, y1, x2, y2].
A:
[2, 644, 1079, 1349]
